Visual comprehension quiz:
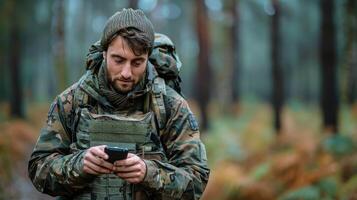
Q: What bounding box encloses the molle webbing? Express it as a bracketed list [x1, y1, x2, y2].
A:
[76, 108, 153, 149]
[73, 108, 156, 200]
[74, 174, 133, 200]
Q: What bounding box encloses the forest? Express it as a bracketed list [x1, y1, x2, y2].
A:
[0, 0, 357, 199]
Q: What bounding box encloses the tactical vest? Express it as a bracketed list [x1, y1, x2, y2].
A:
[72, 108, 166, 200]
[54, 62, 169, 200]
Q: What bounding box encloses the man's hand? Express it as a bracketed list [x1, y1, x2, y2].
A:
[83, 145, 114, 175]
[113, 153, 147, 184]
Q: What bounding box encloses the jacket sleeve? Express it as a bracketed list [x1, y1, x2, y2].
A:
[141, 93, 210, 200]
[28, 88, 94, 197]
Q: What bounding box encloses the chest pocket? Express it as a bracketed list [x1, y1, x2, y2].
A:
[75, 108, 154, 152]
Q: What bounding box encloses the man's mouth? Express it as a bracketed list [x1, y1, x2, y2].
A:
[118, 80, 133, 83]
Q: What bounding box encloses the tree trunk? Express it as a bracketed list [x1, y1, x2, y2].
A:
[271, 0, 283, 133]
[195, 0, 212, 131]
[230, 0, 240, 103]
[9, 2, 24, 118]
[218, 0, 240, 114]
[128, 0, 139, 9]
[345, 0, 357, 105]
[0, 36, 5, 101]
[319, 0, 339, 133]
[52, 0, 67, 92]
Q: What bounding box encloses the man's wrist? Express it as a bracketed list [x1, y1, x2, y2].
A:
[141, 159, 160, 189]
[75, 150, 96, 180]
[141, 158, 148, 182]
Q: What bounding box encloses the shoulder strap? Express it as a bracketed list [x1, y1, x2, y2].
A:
[146, 63, 167, 130]
[151, 77, 167, 130]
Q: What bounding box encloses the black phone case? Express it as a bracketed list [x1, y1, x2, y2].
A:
[104, 147, 128, 163]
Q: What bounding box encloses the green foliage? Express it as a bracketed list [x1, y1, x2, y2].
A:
[322, 135, 355, 157]
[341, 175, 357, 198]
[204, 102, 273, 165]
[278, 177, 339, 200]
[278, 186, 320, 200]
[318, 177, 339, 199]
[249, 162, 271, 181]
[204, 116, 246, 165]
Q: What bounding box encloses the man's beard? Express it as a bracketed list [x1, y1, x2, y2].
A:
[109, 75, 144, 94]
[110, 77, 134, 94]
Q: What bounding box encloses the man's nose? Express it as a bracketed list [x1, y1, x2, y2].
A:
[121, 63, 132, 79]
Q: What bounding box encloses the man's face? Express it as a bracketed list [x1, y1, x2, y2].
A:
[103, 36, 148, 93]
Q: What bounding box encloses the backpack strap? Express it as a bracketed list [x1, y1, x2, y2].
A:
[151, 77, 167, 130]
[146, 63, 167, 131]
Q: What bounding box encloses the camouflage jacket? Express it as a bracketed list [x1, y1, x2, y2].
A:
[28, 69, 210, 200]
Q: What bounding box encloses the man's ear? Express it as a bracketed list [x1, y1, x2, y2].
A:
[103, 51, 107, 59]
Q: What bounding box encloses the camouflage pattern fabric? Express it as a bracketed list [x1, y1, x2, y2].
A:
[149, 33, 183, 96]
[28, 64, 210, 199]
[149, 33, 181, 79]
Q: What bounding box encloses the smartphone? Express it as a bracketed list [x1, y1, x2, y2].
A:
[104, 146, 128, 163]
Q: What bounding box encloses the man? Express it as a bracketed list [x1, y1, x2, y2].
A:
[28, 8, 210, 200]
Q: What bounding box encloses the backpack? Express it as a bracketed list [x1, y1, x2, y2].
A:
[149, 33, 183, 96]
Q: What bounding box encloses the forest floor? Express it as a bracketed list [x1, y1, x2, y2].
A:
[0, 101, 357, 199]
[201, 101, 357, 200]
[0, 103, 52, 200]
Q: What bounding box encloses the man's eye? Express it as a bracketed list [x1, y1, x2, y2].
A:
[133, 61, 142, 67]
[115, 59, 124, 64]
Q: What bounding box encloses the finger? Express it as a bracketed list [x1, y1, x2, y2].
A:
[114, 154, 139, 167]
[97, 145, 107, 151]
[90, 146, 108, 160]
[114, 164, 140, 173]
[126, 153, 135, 158]
[84, 159, 111, 174]
[114, 153, 135, 165]
[83, 165, 99, 175]
[86, 155, 113, 170]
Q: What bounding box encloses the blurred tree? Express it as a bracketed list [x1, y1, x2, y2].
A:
[0, 6, 7, 102]
[128, 0, 138, 9]
[195, 0, 212, 131]
[68, 0, 88, 82]
[0, 51, 4, 102]
[25, 1, 55, 102]
[52, 0, 67, 92]
[344, 0, 357, 105]
[224, 0, 240, 109]
[217, 0, 241, 113]
[8, 0, 24, 118]
[229, 0, 240, 104]
[319, 0, 339, 133]
[271, 0, 283, 133]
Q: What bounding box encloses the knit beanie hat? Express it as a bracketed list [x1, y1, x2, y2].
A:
[100, 8, 155, 50]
